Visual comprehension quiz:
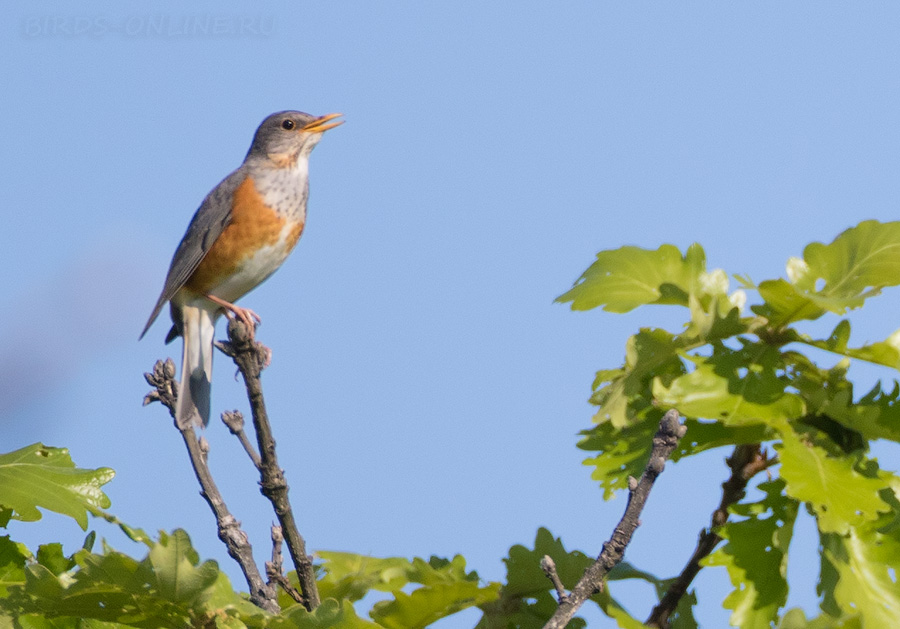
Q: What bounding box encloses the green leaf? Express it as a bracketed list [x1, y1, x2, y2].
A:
[477, 528, 592, 628]
[317, 552, 496, 628]
[147, 529, 220, 604]
[406, 555, 480, 587]
[777, 608, 862, 629]
[590, 329, 688, 429]
[704, 480, 798, 628]
[753, 278, 826, 327]
[272, 599, 379, 628]
[193, 568, 266, 623]
[316, 553, 412, 602]
[371, 580, 500, 629]
[579, 419, 657, 499]
[754, 221, 900, 326]
[664, 587, 698, 629]
[22, 563, 66, 607]
[0, 444, 114, 530]
[503, 528, 593, 598]
[0, 536, 29, 597]
[820, 524, 900, 626]
[653, 343, 805, 426]
[36, 544, 75, 576]
[316, 552, 480, 604]
[790, 319, 900, 370]
[557, 244, 706, 312]
[800, 220, 900, 302]
[776, 424, 891, 534]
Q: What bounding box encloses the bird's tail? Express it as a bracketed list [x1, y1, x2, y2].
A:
[176, 305, 216, 428]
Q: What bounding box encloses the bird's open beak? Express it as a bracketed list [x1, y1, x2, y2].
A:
[302, 113, 344, 133]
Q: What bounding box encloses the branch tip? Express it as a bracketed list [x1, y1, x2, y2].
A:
[540, 555, 568, 603]
[222, 410, 245, 433]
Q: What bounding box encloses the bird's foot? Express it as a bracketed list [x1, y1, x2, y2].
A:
[207, 295, 261, 336]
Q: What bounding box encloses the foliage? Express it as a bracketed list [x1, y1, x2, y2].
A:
[0, 446, 498, 627]
[559, 219, 900, 626]
[477, 527, 695, 629]
[5, 220, 900, 627]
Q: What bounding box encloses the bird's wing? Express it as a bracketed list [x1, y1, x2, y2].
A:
[140, 166, 249, 339]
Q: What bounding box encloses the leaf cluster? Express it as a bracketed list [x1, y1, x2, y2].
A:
[558, 220, 900, 626]
[0, 444, 501, 627]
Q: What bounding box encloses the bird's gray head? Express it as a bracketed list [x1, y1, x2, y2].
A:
[246, 110, 343, 166]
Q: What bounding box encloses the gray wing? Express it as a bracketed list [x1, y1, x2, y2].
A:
[139, 166, 249, 339]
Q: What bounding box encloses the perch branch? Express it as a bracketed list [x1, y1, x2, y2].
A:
[645, 443, 777, 628]
[542, 409, 685, 629]
[216, 319, 321, 611]
[143, 360, 279, 613]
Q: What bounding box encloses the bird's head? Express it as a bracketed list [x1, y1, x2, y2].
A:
[247, 110, 343, 166]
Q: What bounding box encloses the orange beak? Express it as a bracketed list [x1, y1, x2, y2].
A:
[302, 112, 344, 133]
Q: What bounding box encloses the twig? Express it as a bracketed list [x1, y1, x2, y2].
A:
[543, 410, 685, 629]
[540, 555, 568, 603]
[143, 360, 279, 614]
[645, 443, 776, 628]
[266, 525, 304, 604]
[217, 319, 321, 611]
[222, 410, 262, 469]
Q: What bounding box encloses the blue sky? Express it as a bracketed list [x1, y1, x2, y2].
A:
[5, 2, 900, 627]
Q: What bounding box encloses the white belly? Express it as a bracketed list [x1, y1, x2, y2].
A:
[209, 226, 296, 303]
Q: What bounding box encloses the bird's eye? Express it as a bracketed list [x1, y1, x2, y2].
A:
[281, 119, 295, 130]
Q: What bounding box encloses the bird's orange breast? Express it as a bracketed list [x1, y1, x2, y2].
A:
[185, 176, 305, 295]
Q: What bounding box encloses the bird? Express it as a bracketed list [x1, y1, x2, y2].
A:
[141, 110, 343, 429]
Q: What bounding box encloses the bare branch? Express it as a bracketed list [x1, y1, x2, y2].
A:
[645, 443, 777, 628]
[543, 410, 685, 629]
[222, 410, 262, 469]
[143, 360, 279, 613]
[217, 319, 321, 611]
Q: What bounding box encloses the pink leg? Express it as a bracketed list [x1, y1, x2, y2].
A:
[206, 294, 261, 333]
